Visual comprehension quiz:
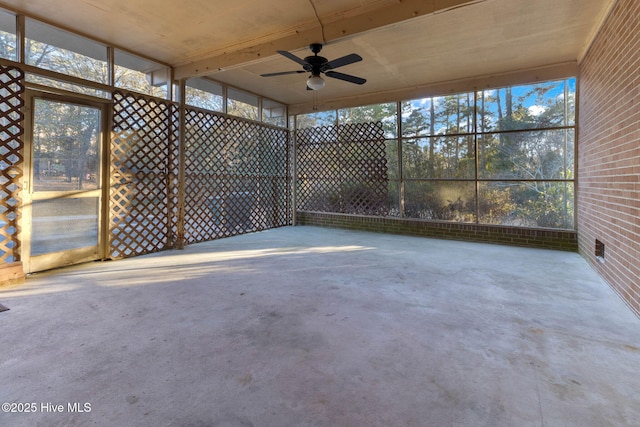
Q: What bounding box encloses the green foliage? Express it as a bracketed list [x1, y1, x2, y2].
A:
[326, 182, 388, 216]
[404, 181, 475, 222]
[299, 79, 575, 229]
[515, 182, 574, 228]
[478, 186, 517, 224]
[339, 103, 397, 137]
[32, 99, 100, 191]
[296, 111, 337, 129]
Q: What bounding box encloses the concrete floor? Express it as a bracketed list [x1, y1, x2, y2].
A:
[1, 226, 639, 427]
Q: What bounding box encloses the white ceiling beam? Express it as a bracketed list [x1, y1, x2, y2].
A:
[174, 0, 484, 80]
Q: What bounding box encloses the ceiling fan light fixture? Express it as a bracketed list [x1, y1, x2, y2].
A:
[307, 74, 325, 90]
[262, 44, 365, 89]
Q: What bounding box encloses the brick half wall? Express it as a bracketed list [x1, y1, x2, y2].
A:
[578, 0, 640, 316]
[297, 211, 577, 251]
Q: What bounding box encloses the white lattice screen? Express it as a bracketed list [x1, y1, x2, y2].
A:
[110, 93, 291, 258]
[0, 65, 25, 264]
[183, 109, 291, 243]
[110, 91, 180, 258]
[296, 122, 389, 216]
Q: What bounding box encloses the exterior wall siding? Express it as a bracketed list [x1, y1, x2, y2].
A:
[578, 0, 640, 316]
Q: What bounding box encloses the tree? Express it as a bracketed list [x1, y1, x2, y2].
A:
[480, 81, 574, 227]
[33, 99, 100, 191]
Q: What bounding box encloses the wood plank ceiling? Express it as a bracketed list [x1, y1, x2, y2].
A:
[0, 0, 615, 113]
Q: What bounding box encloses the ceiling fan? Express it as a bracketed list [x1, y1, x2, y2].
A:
[260, 43, 366, 90]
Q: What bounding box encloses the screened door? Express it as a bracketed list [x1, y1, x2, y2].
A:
[23, 92, 107, 273]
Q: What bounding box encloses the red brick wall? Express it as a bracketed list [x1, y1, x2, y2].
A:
[578, 0, 640, 316]
[297, 211, 578, 251]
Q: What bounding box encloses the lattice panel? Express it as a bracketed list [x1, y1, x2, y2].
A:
[296, 122, 389, 215]
[110, 91, 179, 258]
[183, 109, 290, 244]
[0, 66, 25, 264]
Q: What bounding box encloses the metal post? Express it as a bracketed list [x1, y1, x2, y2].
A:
[474, 90, 480, 223]
[397, 101, 404, 217]
[176, 79, 187, 248]
[291, 115, 297, 226]
[16, 14, 25, 64]
[107, 46, 115, 87]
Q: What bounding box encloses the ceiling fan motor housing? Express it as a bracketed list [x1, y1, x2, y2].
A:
[303, 54, 329, 75]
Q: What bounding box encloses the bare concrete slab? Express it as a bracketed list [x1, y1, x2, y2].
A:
[1, 226, 639, 426]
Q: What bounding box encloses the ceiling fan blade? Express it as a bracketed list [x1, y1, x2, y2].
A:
[322, 53, 362, 71]
[277, 50, 308, 66]
[325, 71, 366, 85]
[261, 70, 306, 77]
